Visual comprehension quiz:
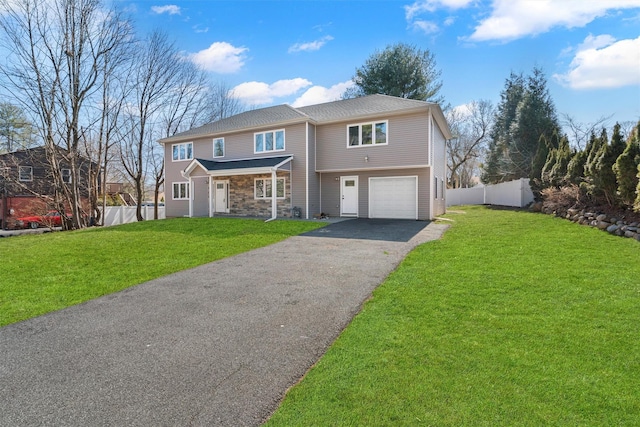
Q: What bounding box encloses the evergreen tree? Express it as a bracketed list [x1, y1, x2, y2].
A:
[584, 130, 605, 179]
[614, 122, 640, 206]
[635, 163, 640, 212]
[481, 68, 560, 184]
[482, 72, 525, 183]
[565, 148, 587, 185]
[346, 43, 445, 104]
[593, 123, 626, 205]
[534, 133, 554, 185]
[549, 135, 572, 187]
[539, 135, 555, 186]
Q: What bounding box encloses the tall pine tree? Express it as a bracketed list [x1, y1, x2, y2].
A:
[482, 68, 560, 184]
[482, 72, 525, 183]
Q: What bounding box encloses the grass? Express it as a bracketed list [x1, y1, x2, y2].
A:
[0, 217, 323, 327]
[265, 205, 640, 426]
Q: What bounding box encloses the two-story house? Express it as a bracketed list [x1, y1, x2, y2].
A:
[0, 146, 93, 228]
[159, 94, 450, 221]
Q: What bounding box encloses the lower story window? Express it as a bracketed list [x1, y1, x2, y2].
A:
[172, 182, 190, 200]
[255, 177, 285, 199]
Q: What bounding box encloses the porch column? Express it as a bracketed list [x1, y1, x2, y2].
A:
[208, 176, 213, 217]
[270, 170, 277, 220]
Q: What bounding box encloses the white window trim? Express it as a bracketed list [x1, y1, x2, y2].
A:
[254, 177, 286, 200]
[213, 138, 225, 158]
[172, 142, 193, 162]
[19, 166, 33, 182]
[346, 120, 388, 148]
[254, 129, 285, 154]
[172, 181, 190, 200]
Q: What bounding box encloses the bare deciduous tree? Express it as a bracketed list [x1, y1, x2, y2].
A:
[446, 100, 494, 188]
[207, 80, 245, 123]
[120, 30, 209, 221]
[0, 0, 132, 229]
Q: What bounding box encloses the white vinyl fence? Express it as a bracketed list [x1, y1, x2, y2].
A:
[101, 206, 166, 227]
[447, 178, 534, 208]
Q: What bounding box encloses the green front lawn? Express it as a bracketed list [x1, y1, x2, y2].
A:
[0, 218, 323, 327]
[266, 206, 640, 426]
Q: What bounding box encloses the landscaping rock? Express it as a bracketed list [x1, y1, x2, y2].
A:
[596, 214, 608, 222]
[606, 224, 619, 234]
[597, 221, 610, 230]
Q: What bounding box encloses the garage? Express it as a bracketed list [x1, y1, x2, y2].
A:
[369, 176, 418, 219]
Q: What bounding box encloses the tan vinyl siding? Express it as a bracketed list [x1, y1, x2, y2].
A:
[164, 122, 310, 219]
[432, 122, 447, 216]
[320, 168, 431, 220]
[316, 112, 429, 172]
[164, 142, 190, 217]
[306, 124, 320, 218]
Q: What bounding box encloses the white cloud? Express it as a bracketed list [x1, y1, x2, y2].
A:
[554, 35, 640, 89]
[233, 78, 312, 105]
[193, 24, 209, 34]
[151, 5, 180, 15]
[189, 42, 248, 74]
[469, 0, 640, 42]
[288, 36, 334, 53]
[291, 81, 355, 107]
[404, 0, 473, 20]
[410, 20, 440, 34]
[404, 0, 472, 35]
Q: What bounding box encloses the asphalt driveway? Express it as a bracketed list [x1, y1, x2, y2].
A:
[0, 219, 448, 426]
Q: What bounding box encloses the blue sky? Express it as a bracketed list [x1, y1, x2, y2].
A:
[121, 0, 640, 128]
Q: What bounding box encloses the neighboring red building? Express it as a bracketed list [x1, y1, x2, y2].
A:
[0, 146, 94, 229]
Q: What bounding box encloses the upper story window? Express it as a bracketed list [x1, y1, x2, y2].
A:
[172, 142, 193, 161]
[61, 168, 71, 184]
[19, 166, 33, 181]
[347, 121, 388, 147]
[255, 129, 285, 153]
[213, 138, 225, 158]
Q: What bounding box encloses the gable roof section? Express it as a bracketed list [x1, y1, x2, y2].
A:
[183, 155, 293, 177]
[160, 94, 451, 144]
[297, 94, 430, 123]
[161, 105, 308, 144]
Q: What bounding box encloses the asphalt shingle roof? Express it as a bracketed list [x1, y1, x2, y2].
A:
[168, 104, 308, 141]
[195, 155, 292, 172]
[297, 94, 432, 122]
[160, 94, 440, 143]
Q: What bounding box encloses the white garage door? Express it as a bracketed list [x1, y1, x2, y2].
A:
[369, 176, 418, 219]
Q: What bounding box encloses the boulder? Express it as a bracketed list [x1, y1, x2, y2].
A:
[597, 221, 610, 230]
[596, 214, 607, 222]
[606, 224, 619, 234]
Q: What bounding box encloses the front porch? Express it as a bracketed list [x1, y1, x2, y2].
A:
[183, 156, 294, 220]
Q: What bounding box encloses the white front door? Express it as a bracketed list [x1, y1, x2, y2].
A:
[214, 181, 229, 213]
[340, 176, 358, 217]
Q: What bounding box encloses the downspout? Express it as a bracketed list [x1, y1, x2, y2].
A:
[265, 169, 278, 222]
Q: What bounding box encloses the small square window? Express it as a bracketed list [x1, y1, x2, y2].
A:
[19, 166, 33, 182]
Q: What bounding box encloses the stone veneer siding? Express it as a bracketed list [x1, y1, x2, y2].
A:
[216, 172, 292, 218]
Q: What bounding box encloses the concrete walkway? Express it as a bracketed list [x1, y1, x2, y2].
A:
[0, 221, 448, 426]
